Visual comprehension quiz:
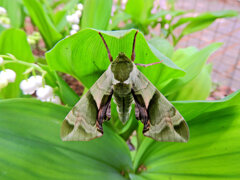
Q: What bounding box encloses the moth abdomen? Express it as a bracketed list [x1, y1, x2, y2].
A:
[113, 83, 133, 124]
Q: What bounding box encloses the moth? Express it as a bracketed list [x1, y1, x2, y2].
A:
[61, 30, 189, 142]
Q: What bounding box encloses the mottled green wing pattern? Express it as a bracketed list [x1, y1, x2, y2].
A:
[132, 69, 189, 142]
[61, 70, 113, 141]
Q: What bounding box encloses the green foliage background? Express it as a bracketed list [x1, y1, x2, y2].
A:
[0, 0, 239, 179]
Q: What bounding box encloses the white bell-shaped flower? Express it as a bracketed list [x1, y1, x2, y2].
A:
[72, 24, 80, 31]
[0, 7, 7, 15]
[70, 29, 77, 35]
[71, 14, 79, 24]
[36, 85, 53, 100]
[28, 75, 43, 88]
[77, 3, 83, 11]
[20, 79, 36, 95]
[47, 96, 61, 104]
[0, 75, 8, 89]
[74, 10, 82, 18]
[66, 15, 73, 23]
[0, 69, 16, 83]
[0, 57, 3, 65]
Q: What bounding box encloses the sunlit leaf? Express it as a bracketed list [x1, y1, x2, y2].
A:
[0, 99, 132, 179]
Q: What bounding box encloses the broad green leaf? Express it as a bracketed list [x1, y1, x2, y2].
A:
[148, 37, 174, 58]
[0, 99, 132, 179]
[168, 64, 212, 101]
[133, 91, 240, 179]
[46, 29, 185, 89]
[161, 43, 222, 95]
[23, 0, 62, 49]
[0, 0, 25, 28]
[125, 0, 154, 24]
[173, 90, 240, 121]
[81, 0, 112, 30]
[0, 28, 34, 98]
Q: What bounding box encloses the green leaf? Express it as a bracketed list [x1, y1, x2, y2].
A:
[22, 0, 62, 49]
[125, 0, 154, 24]
[148, 37, 174, 58]
[162, 43, 222, 95]
[0, 28, 34, 98]
[46, 29, 185, 89]
[173, 10, 238, 36]
[0, 0, 25, 28]
[81, 0, 113, 30]
[173, 90, 240, 121]
[0, 98, 132, 179]
[133, 91, 240, 179]
[168, 64, 212, 101]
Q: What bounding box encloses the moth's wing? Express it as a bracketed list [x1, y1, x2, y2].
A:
[61, 69, 113, 141]
[132, 69, 189, 142]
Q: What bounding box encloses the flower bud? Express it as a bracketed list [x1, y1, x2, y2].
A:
[36, 85, 53, 100]
[0, 69, 16, 83]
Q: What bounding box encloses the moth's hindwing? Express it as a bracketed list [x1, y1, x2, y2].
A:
[61, 70, 113, 141]
[132, 69, 189, 142]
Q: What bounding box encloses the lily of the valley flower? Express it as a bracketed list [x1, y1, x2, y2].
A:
[36, 85, 53, 100]
[77, 3, 83, 11]
[0, 69, 16, 82]
[47, 96, 61, 104]
[0, 57, 3, 65]
[0, 76, 8, 89]
[20, 79, 36, 95]
[0, 7, 6, 15]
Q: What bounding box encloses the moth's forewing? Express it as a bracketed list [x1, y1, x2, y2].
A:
[131, 68, 189, 142]
[61, 70, 113, 141]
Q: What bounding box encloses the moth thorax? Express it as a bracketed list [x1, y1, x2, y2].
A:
[111, 53, 133, 82]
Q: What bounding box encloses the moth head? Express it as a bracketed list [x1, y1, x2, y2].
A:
[111, 52, 133, 82]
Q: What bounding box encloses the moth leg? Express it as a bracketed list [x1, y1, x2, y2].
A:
[105, 103, 111, 121]
[97, 90, 113, 133]
[131, 89, 150, 133]
[135, 60, 163, 67]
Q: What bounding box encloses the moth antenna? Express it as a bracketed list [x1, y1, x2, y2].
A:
[98, 32, 113, 62]
[131, 30, 139, 62]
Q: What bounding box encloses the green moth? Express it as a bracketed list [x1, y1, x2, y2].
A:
[61, 30, 189, 142]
